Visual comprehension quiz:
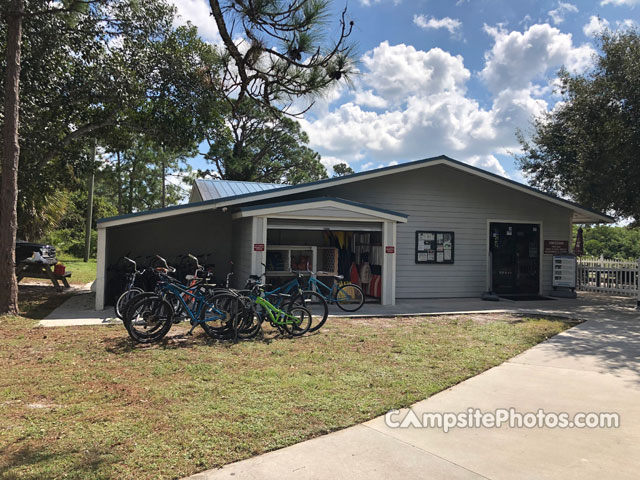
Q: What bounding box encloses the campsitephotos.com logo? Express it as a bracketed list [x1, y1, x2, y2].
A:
[385, 408, 620, 433]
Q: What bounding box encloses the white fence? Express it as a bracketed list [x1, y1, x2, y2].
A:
[577, 257, 639, 296]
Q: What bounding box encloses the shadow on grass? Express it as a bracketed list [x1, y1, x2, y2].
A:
[18, 285, 73, 320]
[101, 326, 315, 354]
[0, 442, 117, 480]
[507, 314, 583, 325]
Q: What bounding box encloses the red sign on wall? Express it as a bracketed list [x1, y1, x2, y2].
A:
[254, 243, 265, 252]
[385, 246, 395, 254]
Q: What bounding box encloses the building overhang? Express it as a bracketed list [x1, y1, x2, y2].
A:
[232, 197, 409, 223]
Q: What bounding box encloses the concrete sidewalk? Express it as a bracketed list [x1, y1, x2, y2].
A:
[188, 297, 640, 480]
[38, 291, 119, 327]
[40, 290, 638, 326]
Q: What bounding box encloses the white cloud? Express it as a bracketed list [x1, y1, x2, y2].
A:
[300, 43, 535, 177]
[171, 0, 220, 43]
[583, 16, 610, 37]
[359, 0, 402, 6]
[481, 23, 595, 93]
[413, 15, 462, 36]
[320, 156, 350, 171]
[361, 42, 470, 104]
[300, 22, 597, 179]
[354, 89, 388, 109]
[548, 2, 578, 25]
[600, 0, 639, 6]
[466, 155, 508, 177]
[617, 18, 638, 29]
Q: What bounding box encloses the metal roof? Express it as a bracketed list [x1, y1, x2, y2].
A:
[194, 179, 284, 201]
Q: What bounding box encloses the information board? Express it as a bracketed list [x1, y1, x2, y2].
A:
[415, 231, 454, 264]
[544, 240, 569, 255]
[552, 254, 576, 288]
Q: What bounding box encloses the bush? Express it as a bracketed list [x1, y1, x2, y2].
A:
[44, 228, 97, 258]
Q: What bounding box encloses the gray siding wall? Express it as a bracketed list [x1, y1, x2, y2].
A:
[287, 164, 572, 298]
[231, 217, 253, 289]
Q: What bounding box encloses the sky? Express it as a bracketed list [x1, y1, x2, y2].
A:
[170, 0, 639, 184]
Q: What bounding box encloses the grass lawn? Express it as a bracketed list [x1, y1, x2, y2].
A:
[0, 295, 576, 480]
[57, 254, 97, 285]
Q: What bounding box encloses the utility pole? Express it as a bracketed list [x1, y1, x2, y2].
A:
[84, 138, 96, 262]
[116, 151, 122, 214]
[161, 157, 166, 208]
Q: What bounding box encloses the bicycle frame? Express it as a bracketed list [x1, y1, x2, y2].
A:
[158, 281, 227, 325]
[254, 295, 301, 326]
[305, 276, 340, 303]
[245, 275, 304, 306]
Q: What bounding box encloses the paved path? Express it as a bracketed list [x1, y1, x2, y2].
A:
[188, 296, 640, 480]
[41, 290, 638, 327]
[38, 291, 120, 327]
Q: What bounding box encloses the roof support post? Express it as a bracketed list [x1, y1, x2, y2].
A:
[95, 226, 106, 310]
[382, 220, 397, 306]
[250, 216, 267, 276]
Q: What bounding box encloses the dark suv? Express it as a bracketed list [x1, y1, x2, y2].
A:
[15, 241, 57, 264]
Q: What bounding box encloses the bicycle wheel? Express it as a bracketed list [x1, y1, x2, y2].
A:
[335, 284, 365, 312]
[123, 291, 156, 327]
[126, 295, 174, 343]
[235, 295, 263, 339]
[282, 306, 312, 337]
[199, 292, 243, 340]
[288, 290, 329, 333]
[115, 287, 143, 320]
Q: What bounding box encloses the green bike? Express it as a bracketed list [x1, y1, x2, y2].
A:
[252, 284, 312, 336]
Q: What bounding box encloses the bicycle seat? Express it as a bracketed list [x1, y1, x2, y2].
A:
[185, 275, 196, 281]
[334, 275, 344, 280]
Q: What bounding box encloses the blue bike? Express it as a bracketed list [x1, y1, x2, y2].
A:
[303, 265, 365, 313]
[125, 257, 246, 343]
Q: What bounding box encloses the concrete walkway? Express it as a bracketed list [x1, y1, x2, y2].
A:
[188, 295, 640, 480]
[38, 291, 119, 327]
[40, 290, 639, 327]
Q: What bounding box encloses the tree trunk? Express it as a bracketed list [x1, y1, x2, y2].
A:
[0, 0, 24, 315]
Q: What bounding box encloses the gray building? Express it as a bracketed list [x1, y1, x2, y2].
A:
[95, 155, 611, 309]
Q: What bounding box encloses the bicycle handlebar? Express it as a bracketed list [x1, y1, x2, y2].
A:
[123, 256, 137, 270]
[154, 255, 176, 273]
[188, 253, 202, 269]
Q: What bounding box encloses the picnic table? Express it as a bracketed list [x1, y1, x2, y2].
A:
[16, 259, 72, 292]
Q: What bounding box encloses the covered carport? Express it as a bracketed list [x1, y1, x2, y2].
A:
[95, 206, 234, 310]
[95, 192, 408, 310]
